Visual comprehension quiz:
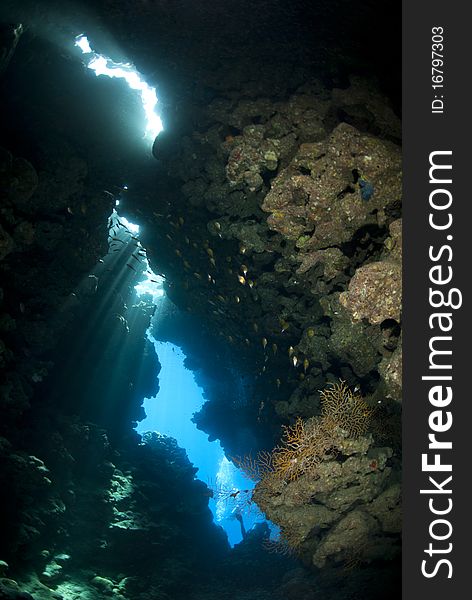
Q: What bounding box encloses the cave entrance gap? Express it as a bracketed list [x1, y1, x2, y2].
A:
[126, 222, 265, 547]
[135, 335, 261, 546]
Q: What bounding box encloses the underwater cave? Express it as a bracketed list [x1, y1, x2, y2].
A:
[0, 1, 402, 599]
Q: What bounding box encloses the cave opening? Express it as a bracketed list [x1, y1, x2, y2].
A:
[124, 211, 271, 547]
[135, 334, 266, 547]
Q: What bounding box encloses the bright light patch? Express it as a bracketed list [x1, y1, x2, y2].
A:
[74, 34, 163, 140]
[215, 457, 240, 522]
[75, 34, 92, 54]
[108, 210, 162, 301]
[119, 216, 139, 234]
[135, 275, 165, 303]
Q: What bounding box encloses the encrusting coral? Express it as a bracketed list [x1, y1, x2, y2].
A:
[231, 380, 400, 578]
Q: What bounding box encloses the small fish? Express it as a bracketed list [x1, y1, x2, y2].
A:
[280, 319, 289, 333]
[206, 248, 214, 258]
[276, 378, 281, 389]
[240, 264, 248, 276]
[307, 327, 315, 337]
[237, 275, 246, 285]
[178, 216, 184, 225]
[272, 343, 278, 355]
[292, 356, 298, 367]
[235, 296, 240, 303]
[209, 257, 216, 267]
[248, 280, 255, 288]
[303, 358, 309, 373]
[253, 323, 259, 332]
[261, 337, 268, 349]
[288, 346, 294, 357]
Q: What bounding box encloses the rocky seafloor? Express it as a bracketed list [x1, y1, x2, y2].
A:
[0, 1, 401, 599]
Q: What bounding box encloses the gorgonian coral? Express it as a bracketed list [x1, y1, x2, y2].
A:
[236, 381, 372, 483]
[320, 380, 373, 438]
[271, 416, 337, 481]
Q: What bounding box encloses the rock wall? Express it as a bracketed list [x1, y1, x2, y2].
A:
[120, 64, 403, 600]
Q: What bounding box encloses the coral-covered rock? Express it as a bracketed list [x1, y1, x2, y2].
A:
[262, 123, 401, 250]
[379, 334, 403, 402]
[0, 225, 14, 261]
[254, 428, 399, 569]
[340, 261, 402, 325]
[0, 577, 34, 600]
[383, 218, 402, 263]
[3, 157, 38, 210]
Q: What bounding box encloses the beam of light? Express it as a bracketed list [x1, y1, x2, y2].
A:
[107, 209, 164, 302]
[74, 34, 163, 140]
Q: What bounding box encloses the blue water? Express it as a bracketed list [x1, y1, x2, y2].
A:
[136, 338, 264, 546]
